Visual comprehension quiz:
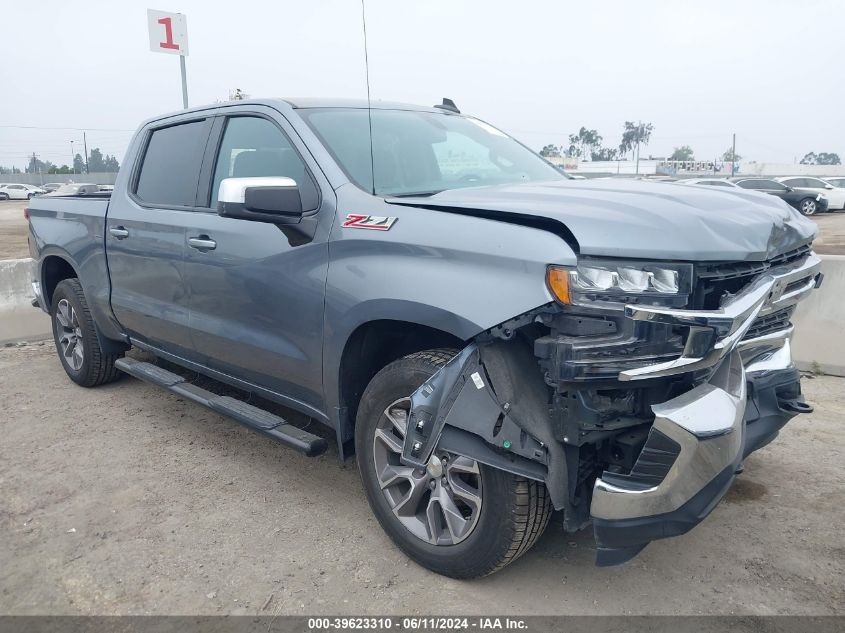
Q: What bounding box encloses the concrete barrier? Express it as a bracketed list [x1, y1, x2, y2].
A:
[0, 258, 52, 343]
[791, 255, 845, 376]
[0, 258, 35, 308]
[1, 254, 843, 373]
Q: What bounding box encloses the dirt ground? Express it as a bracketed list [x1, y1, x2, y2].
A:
[2, 198, 845, 260]
[1, 342, 843, 616]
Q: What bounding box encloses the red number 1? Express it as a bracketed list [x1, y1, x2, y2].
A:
[158, 17, 180, 50]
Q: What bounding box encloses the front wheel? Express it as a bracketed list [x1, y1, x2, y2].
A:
[0, 193, 8, 200]
[799, 197, 818, 215]
[355, 349, 552, 578]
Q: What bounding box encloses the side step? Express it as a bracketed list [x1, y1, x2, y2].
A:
[115, 357, 328, 457]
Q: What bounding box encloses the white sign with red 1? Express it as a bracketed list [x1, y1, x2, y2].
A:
[147, 9, 189, 56]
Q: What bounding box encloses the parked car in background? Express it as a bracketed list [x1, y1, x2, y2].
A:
[42, 183, 66, 193]
[679, 178, 741, 188]
[733, 178, 829, 215]
[823, 177, 845, 188]
[775, 176, 845, 210]
[22, 184, 47, 196]
[0, 183, 44, 199]
[44, 183, 101, 196]
[97, 184, 115, 192]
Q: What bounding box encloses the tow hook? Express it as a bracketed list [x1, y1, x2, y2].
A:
[778, 398, 814, 414]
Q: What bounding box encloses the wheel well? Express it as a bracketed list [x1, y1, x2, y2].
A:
[42, 256, 78, 310]
[339, 320, 464, 439]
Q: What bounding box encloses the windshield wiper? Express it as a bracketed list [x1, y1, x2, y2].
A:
[390, 190, 444, 198]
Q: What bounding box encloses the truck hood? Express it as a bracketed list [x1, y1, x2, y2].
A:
[388, 179, 817, 261]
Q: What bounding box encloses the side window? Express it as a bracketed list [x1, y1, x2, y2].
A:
[135, 120, 210, 207]
[211, 116, 318, 210]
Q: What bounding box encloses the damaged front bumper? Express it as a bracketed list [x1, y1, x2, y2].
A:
[404, 251, 822, 567]
[590, 253, 821, 565]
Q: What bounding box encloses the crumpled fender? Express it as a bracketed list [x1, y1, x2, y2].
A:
[402, 339, 568, 510]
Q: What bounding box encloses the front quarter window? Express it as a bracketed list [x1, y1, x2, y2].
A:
[300, 107, 563, 196]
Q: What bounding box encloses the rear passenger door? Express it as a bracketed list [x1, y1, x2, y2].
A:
[183, 106, 334, 414]
[106, 115, 214, 357]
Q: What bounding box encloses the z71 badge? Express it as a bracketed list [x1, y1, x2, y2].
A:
[342, 214, 398, 231]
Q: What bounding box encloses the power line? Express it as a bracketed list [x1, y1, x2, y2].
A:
[0, 125, 135, 132]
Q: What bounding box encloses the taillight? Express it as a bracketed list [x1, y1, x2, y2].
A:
[23, 207, 30, 220]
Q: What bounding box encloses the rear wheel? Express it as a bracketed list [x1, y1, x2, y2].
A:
[356, 349, 552, 578]
[799, 197, 818, 215]
[0, 192, 8, 200]
[51, 278, 123, 387]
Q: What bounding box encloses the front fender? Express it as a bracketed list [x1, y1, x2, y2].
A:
[322, 184, 578, 432]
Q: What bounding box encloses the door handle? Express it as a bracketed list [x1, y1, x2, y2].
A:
[188, 236, 217, 251]
[109, 226, 129, 239]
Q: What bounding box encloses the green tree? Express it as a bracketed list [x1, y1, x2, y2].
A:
[26, 155, 55, 174]
[568, 127, 602, 159]
[88, 148, 106, 172]
[722, 147, 742, 162]
[669, 145, 695, 161]
[798, 151, 840, 165]
[619, 121, 654, 160]
[104, 154, 120, 171]
[73, 153, 86, 174]
[540, 144, 561, 158]
[48, 165, 73, 174]
[591, 147, 618, 161]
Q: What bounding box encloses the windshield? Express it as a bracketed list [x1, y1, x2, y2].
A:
[299, 108, 564, 196]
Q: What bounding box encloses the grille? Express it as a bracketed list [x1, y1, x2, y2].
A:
[742, 306, 794, 341]
[692, 245, 811, 309]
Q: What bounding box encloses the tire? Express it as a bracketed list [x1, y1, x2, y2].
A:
[355, 349, 552, 578]
[799, 197, 817, 216]
[26, 193, 33, 200]
[0, 193, 8, 200]
[51, 278, 123, 387]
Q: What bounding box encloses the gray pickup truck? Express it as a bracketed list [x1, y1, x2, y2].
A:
[27, 98, 821, 578]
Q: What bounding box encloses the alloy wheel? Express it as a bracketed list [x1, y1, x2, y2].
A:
[56, 298, 84, 371]
[372, 397, 483, 545]
[801, 199, 817, 215]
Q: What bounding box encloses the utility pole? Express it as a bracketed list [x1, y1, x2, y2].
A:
[83, 132, 90, 174]
[635, 120, 641, 176]
[70, 141, 76, 174]
[730, 132, 737, 177]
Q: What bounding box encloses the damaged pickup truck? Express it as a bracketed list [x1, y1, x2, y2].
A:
[28, 98, 821, 578]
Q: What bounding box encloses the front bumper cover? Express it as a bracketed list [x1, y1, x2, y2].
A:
[590, 253, 821, 565]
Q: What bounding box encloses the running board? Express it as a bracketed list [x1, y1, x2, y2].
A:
[115, 357, 328, 457]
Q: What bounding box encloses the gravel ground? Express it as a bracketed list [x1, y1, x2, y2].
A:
[1, 342, 843, 616]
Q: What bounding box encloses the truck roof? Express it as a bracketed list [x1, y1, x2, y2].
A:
[139, 98, 453, 129]
[281, 97, 445, 113]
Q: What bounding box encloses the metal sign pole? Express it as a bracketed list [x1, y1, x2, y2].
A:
[180, 55, 189, 109]
[148, 9, 190, 109]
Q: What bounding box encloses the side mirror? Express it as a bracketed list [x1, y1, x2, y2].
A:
[217, 177, 303, 224]
[825, 184, 834, 190]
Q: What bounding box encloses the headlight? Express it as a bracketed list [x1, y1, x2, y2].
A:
[547, 259, 693, 308]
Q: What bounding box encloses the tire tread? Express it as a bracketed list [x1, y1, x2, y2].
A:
[53, 278, 123, 387]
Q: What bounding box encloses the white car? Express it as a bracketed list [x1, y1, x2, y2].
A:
[679, 178, 741, 188]
[775, 176, 845, 210]
[823, 177, 845, 188]
[0, 183, 45, 200]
